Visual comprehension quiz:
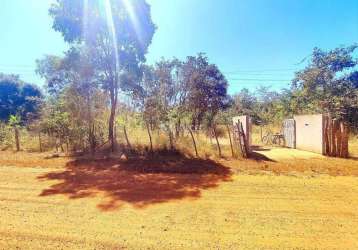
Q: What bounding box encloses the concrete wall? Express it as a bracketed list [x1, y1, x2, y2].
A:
[232, 115, 252, 152]
[294, 114, 324, 154]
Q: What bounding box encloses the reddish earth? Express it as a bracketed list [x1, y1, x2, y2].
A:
[0, 150, 357, 249]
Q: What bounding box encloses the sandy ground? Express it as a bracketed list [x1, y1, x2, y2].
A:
[1, 150, 358, 249]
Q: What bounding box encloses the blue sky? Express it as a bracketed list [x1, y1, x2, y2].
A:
[0, 0, 357, 94]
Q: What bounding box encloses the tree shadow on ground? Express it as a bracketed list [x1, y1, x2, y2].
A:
[38, 151, 232, 211]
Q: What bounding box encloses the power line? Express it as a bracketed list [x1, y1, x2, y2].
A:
[225, 72, 294, 76]
[0, 65, 34, 69]
[228, 78, 291, 82]
[224, 68, 300, 74]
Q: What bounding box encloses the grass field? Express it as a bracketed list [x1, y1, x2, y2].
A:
[0, 147, 358, 249]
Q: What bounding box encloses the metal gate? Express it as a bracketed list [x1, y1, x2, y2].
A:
[283, 119, 296, 148]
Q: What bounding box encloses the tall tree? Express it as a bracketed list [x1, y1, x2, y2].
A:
[37, 48, 107, 153]
[49, 0, 156, 151]
[181, 53, 229, 130]
[292, 45, 358, 123]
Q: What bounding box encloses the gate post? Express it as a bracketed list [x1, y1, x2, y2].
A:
[232, 116, 252, 153]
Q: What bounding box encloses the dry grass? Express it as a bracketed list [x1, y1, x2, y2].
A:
[1, 148, 358, 249]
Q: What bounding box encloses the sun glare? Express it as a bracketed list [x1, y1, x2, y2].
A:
[83, 0, 89, 42]
[122, 0, 142, 44]
[104, 0, 120, 72]
[122, 0, 139, 28]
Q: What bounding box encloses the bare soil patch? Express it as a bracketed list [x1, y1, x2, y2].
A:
[0, 151, 358, 249]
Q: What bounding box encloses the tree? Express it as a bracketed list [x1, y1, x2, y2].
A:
[0, 74, 42, 151]
[37, 48, 108, 153]
[181, 53, 229, 130]
[231, 88, 259, 122]
[0, 74, 42, 123]
[140, 59, 183, 142]
[49, 0, 156, 151]
[8, 115, 21, 151]
[292, 44, 358, 123]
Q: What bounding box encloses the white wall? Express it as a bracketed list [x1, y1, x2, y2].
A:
[294, 114, 324, 154]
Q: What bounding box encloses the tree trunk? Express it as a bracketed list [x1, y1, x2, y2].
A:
[14, 127, 20, 151]
[167, 125, 174, 150]
[108, 104, 116, 152]
[188, 126, 198, 157]
[331, 119, 338, 157]
[38, 132, 42, 153]
[212, 125, 222, 158]
[66, 138, 69, 153]
[89, 124, 96, 154]
[175, 119, 181, 138]
[123, 125, 132, 150]
[60, 139, 64, 153]
[55, 138, 59, 152]
[191, 118, 196, 131]
[146, 122, 153, 153]
[226, 124, 235, 157]
[108, 86, 118, 152]
[86, 94, 96, 154]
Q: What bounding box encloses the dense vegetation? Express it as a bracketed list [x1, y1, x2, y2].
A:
[0, 0, 357, 154]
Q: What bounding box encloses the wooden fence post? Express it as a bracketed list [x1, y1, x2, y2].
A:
[212, 125, 222, 158]
[234, 121, 249, 159]
[323, 116, 329, 156]
[240, 122, 249, 158]
[332, 119, 339, 157]
[336, 121, 343, 157]
[323, 116, 349, 158]
[340, 121, 349, 158]
[226, 124, 235, 158]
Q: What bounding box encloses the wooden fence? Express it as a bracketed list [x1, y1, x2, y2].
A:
[323, 116, 349, 158]
[233, 121, 249, 158]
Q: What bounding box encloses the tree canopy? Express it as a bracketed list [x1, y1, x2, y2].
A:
[0, 74, 42, 124]
[48, 0, 156, 151]
[292, 45, 358, 120]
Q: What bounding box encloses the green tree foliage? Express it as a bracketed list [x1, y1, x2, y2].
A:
[228, 45, 358, 129]
[181, 53, 229, 130]
[49, 0, 156, 151]
[37, 47, 108, 152]
[292, 45, 358, 122]
[0, 74, 42, 124]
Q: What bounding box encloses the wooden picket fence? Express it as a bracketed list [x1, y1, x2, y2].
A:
[323, 116, 349, 158]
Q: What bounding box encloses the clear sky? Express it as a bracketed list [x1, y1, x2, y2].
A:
[0, 0, 357, 94]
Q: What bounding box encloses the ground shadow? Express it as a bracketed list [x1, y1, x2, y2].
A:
[249, 151, 276, 162]
[249, 146, 276, 162]
[38, 151, 232, 211]
[251, 145, 272, 152]
[349, 156, 358, 161]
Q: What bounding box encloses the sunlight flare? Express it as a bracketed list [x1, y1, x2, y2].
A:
[83, 0, 89, 42]
[122, 0, 142, 44]
[104, 0, 120, 73]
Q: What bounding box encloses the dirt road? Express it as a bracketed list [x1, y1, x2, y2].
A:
[1, 154, 358, 249]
